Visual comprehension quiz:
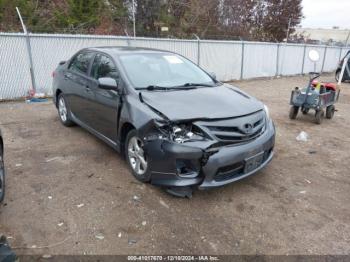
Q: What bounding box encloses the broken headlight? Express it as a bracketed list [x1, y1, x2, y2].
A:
[157, 123, 207, 144]
[170, 125, 196, 143]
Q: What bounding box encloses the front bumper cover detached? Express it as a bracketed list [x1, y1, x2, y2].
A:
[144, 119, 275, 189]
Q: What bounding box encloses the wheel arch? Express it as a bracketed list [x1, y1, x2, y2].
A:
[55, 89, 63, 108]
[119, 122, 136, 154]
[0, 136, 3, 155]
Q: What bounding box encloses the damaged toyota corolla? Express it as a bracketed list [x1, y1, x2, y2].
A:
[53, 47, 275, 196]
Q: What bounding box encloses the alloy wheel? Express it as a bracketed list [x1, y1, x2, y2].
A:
[127, 137, 148, 176]
[58, 97, 68, 122]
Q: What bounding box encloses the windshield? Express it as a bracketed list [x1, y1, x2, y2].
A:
[119, 53, 216, 89]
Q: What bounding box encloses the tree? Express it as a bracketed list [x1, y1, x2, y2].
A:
[220, 0, 302, 41]
[262, 0, 303, 42]
[0, 0, 302, 41]
[0, 0, 129, 34]
[54, 0, 102, 33]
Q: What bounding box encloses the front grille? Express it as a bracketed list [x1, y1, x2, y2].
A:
[195, 111, 266, 144]
[215, 127, 264, 141]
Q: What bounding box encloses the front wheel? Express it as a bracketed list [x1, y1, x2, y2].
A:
[289, 106, 299, 120]
[0, 146, 5, 203]
[125, 130, 151, 183]
[326, 105, 335, 119]
[57, 94, 75, 127]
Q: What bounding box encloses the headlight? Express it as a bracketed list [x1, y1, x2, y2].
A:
[171, 125, 195, 143]
[264, 104, 270, 120]
[156, 123, 206, 144]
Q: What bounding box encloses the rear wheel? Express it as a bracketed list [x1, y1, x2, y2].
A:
[57, 93, 74, 127]
[315, 109, 324, 124]
[0, 145, 5, 203]
[289, 106, 299, 120]
[125, 130, 151, 183]
[326, 105, 335, 119]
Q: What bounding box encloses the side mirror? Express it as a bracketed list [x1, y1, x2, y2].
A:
[209, 72, 217, 80]
[308, 50, 320, 62]
[98, 77, 119, 91]
[59, 61, 66, 65]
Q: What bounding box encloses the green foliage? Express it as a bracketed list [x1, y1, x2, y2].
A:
[55, 0, 101, 32]
[0, 0, 129, 34]
[0, 0, 302, 41]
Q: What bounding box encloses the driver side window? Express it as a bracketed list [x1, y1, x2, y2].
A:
[69, 52, 94, 74]
[91, 54, 119, 81]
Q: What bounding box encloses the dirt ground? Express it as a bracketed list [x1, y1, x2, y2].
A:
[0, 74, 349, 255]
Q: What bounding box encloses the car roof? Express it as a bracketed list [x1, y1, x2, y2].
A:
[85, 46, 174, 56]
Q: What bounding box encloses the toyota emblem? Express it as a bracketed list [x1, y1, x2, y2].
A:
[243, 123, 253, 134]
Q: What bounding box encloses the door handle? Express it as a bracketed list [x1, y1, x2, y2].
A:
[64, 74, 70, 80]
[85, 86, 91, 92]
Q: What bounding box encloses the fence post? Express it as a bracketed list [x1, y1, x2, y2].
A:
[321, 46, 327, 73]
[339, 47, 343, 61]
[123, 29, 131, 46]
[16, 7, 37, 93]
[194, 34, 201, 66]
[240, 41, 245, 80]
[127, 37, 131, 47]
[301, 44, 307, 75]
[275, 43, 280, 76]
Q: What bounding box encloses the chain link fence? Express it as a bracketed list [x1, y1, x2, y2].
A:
[0, 32, 348, 100]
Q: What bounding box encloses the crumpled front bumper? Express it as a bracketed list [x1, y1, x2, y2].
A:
[144, 119, 275, 189]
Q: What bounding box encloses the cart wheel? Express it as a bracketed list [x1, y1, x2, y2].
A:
[315, 109, 324, 124]
[326, 105, 335, 119]
[289, 106, 299, 120]
[301, 108, 309, 115]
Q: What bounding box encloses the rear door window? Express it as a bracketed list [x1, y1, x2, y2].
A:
[69, 52, 95, 75]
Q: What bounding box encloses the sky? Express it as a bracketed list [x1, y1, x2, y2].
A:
[302, 0, 350, 29]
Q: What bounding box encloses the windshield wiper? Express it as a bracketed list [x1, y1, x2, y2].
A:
[136, 83, 215, 91]
[136, 85, 169, 91]
[180, 83, 215, 88]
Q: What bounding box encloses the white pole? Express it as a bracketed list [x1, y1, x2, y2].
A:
[338, 55, 348, 85]
[279, 18, 292, 77]
[345, 30, 350, 47]
[132, 0, 136, 38]
[16, 7, 37, 93]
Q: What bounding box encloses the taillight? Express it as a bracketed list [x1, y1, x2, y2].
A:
[52, 71, 56, 78]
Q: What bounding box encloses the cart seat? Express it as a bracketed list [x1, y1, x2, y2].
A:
[311, 80, 336, 91]
[324, 83, 336, 91]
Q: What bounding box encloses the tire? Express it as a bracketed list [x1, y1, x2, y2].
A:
[289, 106, 299, 120]
[326, 105, 335, 119]
[125, 130, 151, 183]
[301, 108, 309, 115]
[315, 109, 324, 124]
[57, 93, 75, 127]
[0, 145, 5, 203]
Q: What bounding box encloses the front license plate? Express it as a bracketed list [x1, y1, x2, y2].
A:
[244, 152, 264, 174]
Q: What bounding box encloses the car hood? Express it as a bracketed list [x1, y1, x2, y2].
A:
[140, 84, 264, 121]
